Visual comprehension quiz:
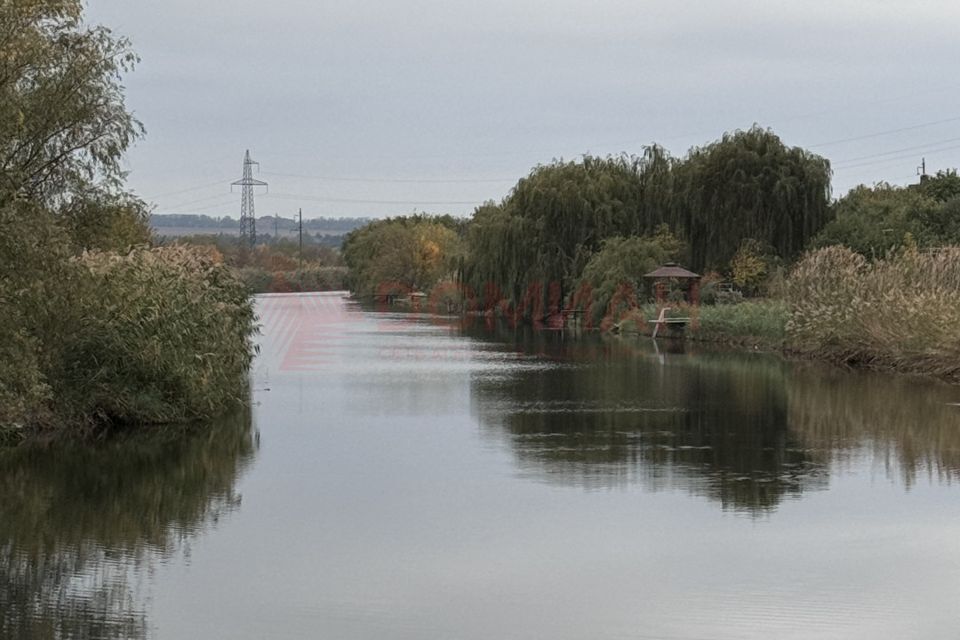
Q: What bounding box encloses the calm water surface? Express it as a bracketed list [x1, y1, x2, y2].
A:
[3, 292, 960, 639]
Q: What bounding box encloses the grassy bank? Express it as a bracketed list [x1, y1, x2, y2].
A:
[695, 300, 788, 347]
[611, 246, 960, 381]
[613, 300, 788, 349]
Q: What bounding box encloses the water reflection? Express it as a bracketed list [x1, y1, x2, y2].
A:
[787, 367, 960, 486]
[0, 410, 257, 639]
[468, 328, 960, 513]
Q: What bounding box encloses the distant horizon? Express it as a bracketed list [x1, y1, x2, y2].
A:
[146, 143, 938, 222]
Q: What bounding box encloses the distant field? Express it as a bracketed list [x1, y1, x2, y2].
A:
[151, 226, 345, 239]
[149, 214, 370, 243]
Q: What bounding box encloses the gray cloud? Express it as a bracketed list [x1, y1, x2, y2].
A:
[87, 0, 960, 218]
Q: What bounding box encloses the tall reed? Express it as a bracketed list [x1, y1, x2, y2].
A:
[786, 246, 960, 379]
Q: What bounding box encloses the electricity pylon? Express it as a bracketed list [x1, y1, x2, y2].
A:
[231, 150, 268, 248]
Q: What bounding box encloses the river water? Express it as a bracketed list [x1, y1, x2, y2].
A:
[2, 292, 960, 639]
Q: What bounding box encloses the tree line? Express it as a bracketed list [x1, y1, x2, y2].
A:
[344, 127, 960, 323]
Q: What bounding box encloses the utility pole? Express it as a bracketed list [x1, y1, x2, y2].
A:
[918, 157, 928, 183]
[231, 150, 268, 248]
[274, 213, 279, 240]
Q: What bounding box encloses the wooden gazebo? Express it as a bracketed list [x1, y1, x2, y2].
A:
[643, 263, 702, 305]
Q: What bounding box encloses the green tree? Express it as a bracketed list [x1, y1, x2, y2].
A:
[0, 0, 142, 205]
[814, 183, 941, 256]
[60, 193, 153, 252]
[672, 126, 832, 270]
[463, 150, 674, 312]
[343, 215, 463, 297]
[918, 169, 960, 203]
[730, 238, 783, 296]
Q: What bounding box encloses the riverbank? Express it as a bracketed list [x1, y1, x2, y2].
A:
[372, 263, 960, 385]
[613, 300, 788, 351]
[608, 248, 960, 383]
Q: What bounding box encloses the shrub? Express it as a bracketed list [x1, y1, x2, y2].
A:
[235, 266, 275, 293]
[49, 246, 258, 428]
[715, 289, 744, 305]
[0, 203, 68, 435]
[294, 266, 349, 291]
[0, 329, 49, 441]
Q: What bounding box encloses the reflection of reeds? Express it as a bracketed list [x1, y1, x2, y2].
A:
[0, 410, 257, 639]
[786, 366, 960, 486]
[787, 246, 960, 380]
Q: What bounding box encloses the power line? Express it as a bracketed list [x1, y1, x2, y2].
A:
[833, 142, 960, 171]
[142, 178, 232, 201]
[832, 136, 960, 166]
[810, 116, 960, 149]
[174, 200, 239, 215]
[262, 192, 480, 206]
[261, 170, 514, 184]
[164, 192, 237, 210]
[337, 87, 960, 162]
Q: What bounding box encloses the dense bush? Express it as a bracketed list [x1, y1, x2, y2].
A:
[51, 246, 257, 426]
[813, 185, 939, 256]
[287, 266, 349, 292]
[1, 223, 258, 437]
[786, 246, 960, 379]
[0, 203, 68, 434]
[234, 266, 276, 293]
[461, 130, 832, 317]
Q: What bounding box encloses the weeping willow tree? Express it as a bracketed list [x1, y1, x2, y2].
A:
[463, 149, 674, 314]
[671, 127, 832, 271]
[463, 202, 532, 306]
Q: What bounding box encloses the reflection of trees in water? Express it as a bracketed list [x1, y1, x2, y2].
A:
[472, 331, 960, 513]
[0, 410, 258, 639]
[787, 367, 960, 486]
[471, 335, 828, 514]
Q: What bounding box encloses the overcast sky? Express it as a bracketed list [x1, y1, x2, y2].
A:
[86, 0, 960, 220]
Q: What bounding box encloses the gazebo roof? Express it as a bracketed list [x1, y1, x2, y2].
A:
[643, 262, 701, 279]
